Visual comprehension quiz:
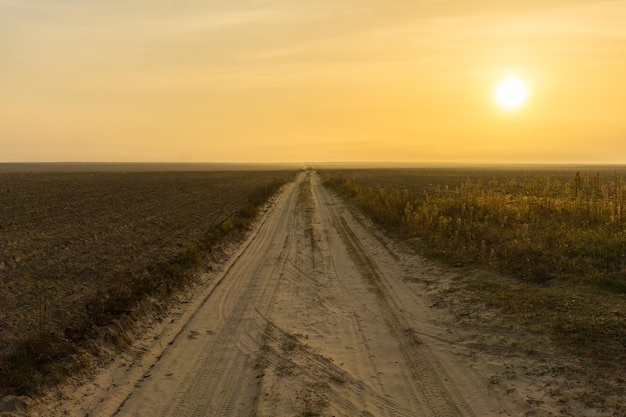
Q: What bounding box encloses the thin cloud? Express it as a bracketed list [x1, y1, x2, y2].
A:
[0, 0, 82, 10]
[129, 10, 280, 35]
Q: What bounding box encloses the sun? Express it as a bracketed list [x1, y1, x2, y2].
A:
[494, 76, 528, 110]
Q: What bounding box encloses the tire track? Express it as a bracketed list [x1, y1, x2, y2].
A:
[159, 182, 301, 416]
[255, 316, 418, 417]
[112, 174, 304, 417]
[78, 170, 494, 417]
[319, 179, 477, 417]
[256, 172, 425, 417]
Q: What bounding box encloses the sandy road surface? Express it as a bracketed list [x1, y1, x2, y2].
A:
[38, 171, 554, 417]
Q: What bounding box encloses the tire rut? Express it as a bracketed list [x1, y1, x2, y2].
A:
[161, 188, 300, 416]
[327, 190, 476, 417]
[74, 171, 494, 417]
[112, 176, 303, 417]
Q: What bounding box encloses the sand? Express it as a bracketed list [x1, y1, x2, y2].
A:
[30, 171, 616, 417]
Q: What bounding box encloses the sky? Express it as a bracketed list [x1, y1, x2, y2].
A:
[1, 0, 625, 164]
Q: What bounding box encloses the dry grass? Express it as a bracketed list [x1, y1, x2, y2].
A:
[0, 170, 294, 397]
[321, 168, 626, 362]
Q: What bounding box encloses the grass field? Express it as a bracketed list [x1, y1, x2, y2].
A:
[0, 170, 294, 396]
[321, 168, 626, 362]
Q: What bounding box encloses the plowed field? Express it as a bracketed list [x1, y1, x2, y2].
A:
[0, 171, 294, 359]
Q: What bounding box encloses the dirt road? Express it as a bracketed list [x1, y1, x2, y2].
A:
[39, 171, 562, 416]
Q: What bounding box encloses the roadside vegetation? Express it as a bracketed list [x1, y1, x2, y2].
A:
[321, 168, 626, 361]
[0, 170, 294, 397]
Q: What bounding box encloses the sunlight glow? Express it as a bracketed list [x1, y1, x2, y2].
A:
[494, 77, 529, 110]
[2, 1, 626, 163]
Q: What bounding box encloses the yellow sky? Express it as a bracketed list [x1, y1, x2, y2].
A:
[1, 0, 625, 163]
